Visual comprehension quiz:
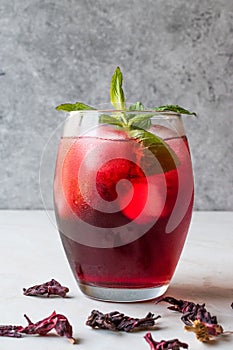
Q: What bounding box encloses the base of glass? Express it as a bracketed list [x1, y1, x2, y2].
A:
[79, 283, 169, 302]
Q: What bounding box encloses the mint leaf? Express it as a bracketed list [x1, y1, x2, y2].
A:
[127, 103, 152, 129]
[128, 114, 153, 129]
[127, 102, 151, 127]
[110, 67, 126, 110]
[128, 128, 179, 173]
[154, 105, 196, 116]
[56, 102, 95, 112]
[99, 114, 124, 127]
[128, 102, 145, 111]
[128, 128, 165, 147]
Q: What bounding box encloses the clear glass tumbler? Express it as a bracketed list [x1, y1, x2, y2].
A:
[53, 110, 194, 302]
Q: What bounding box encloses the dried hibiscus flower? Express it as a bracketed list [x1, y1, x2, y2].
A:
[157, 296, 218, 326]
[0, 325, 22, 338]
[23, 279, 69, 298]
[184, 319, 223, 342]
[144, 332, 188, 349]
[0, 311, 76, 344]
[86, 310, 161, 332]
[157, 296, 223, 342]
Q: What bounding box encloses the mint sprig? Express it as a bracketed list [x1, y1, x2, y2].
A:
[107, 68, 179, 169]
[56, 67, 197, 172]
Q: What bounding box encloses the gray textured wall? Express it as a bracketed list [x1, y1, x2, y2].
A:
[0, 0, 233, 210]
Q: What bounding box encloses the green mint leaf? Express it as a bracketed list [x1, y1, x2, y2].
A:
[153, 105, 196, 116]
[56, 102, 95, 112]
[128, 102, 145, 111]
[127, 101, 147, 126]
[110, 67, 126, 110]
[99, 114, 124, 127]
[128, 114, 153, 129]
[127, 102, 153, 129]
[128, 128, 179, 173]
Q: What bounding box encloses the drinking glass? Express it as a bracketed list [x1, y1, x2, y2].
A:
[53, 110, 194, 302]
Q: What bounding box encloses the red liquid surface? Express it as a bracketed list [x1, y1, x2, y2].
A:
[54, 125, 194, 289]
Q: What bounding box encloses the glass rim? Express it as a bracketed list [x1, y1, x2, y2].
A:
[68, 109, 181, 117]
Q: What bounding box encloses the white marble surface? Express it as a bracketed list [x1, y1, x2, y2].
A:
[0, 211, 233, 349]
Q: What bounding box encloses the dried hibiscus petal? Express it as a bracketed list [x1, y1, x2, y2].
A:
[54, 314, 74, 340]
[0, 325, 22, 338]
[157, 296, 223, 342]
[144, 332, 188, 349]
[0, 312, 75, 344]
[21, 312, 57, 335]
[185, 319, 223, 342]
[23, 279, 69, 298]
[86, 310, 161, 332]
[21, 311, 75, 343]
[157, 296, 218, 326]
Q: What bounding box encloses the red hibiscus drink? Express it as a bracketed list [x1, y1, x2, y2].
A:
[54, 110, 194, 302]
